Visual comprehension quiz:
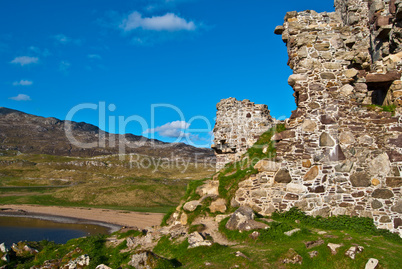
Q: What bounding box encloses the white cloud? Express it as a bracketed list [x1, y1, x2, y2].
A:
[88, 54, 102, 59]
[54, 34, 82, 45]
[144, 120, 190, 138]
[120, 12, 196, 32]
[10, 56, 39, 66]
[13, 80, 33, 86]
[9, 94, 31, 101]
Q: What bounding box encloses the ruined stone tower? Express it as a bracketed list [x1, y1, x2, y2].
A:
[213, 0, 402, 235]
[212, 98, 274, 170]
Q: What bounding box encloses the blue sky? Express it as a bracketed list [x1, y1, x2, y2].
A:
[0, 0, 335, 147]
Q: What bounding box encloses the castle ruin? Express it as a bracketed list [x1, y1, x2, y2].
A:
[212, 0, 402, 235]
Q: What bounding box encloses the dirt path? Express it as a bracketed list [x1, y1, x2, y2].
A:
[0, 204, 164, 229]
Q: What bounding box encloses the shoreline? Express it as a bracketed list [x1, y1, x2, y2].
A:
[0, 204, 164, 232]
[0, 211, 122, 233]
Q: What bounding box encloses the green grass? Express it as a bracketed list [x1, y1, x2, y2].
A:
[365, 104, 397, 115]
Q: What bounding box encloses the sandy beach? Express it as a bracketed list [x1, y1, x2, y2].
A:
[0, 204, 164, 230]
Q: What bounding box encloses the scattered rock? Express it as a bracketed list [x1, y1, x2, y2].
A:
[96, 265, 112, 269]
[365, 258, 379, 269]
[209, 198, 227, 213]
[249, 231, 260, 240]
[225, 206, 254, 230]
[305, 239, 324, 249]
[281, 249, 303, 265]
[188, 232, 213, 249]
[128, 251, 168, 269]
[235, 251, 250, 260]
[183, 201, 201, 212]
[345, 246, 364, 259]
[327, 243, 343, 255]
[284, 228, 301, 236]
[196, 180, 219, 197]
[0, 243, 7, 253]
[308, 251, 319, 258]
[1, 254, 9, 263]
[63, 254, 90, 269]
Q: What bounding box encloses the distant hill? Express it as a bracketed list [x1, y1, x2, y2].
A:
[0, 107, 215, 161]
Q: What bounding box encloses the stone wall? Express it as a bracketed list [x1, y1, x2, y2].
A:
[212, 98, 274, 170]
[216, 0, 402, 236]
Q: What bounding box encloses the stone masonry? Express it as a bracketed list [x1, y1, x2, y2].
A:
[215, 1, 402, 235]
[212, 98, 274, 171]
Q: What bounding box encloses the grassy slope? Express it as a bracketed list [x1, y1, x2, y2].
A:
[2, 126, 401, 268]
[0, 151, 215, 213]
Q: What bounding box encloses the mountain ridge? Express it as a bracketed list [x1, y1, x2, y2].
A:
[0, 107, 214, 161]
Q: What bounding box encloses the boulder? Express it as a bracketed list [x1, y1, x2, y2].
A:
[64, 254, 90, 269]
[188, 232, 213, 249]
[96, 265, 112, 269]
[196, 180, 219, 197]
[209, 199, 227, 213]
[128, 251, 168, 269]
[309, 251, 319, 258]
[225, 206, 255, 231]
[281, 248, 303, 265]
[1, 254, 9, 263]
[183, 201, 201, 212]
[305, 239, 324, 249]
[365, 258, 379, 269]
[327, 243, 343, 255]
[345, 246, 364, 259]
[284, 228, 301, 236]
[238, 220, 269, 231]
[0, 243, 7, 253]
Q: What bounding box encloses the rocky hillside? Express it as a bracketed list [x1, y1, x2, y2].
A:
[0, 107, 214, 162]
